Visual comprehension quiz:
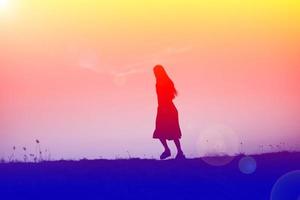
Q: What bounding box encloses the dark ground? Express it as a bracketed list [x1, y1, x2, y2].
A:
[0, 152, 299, 200]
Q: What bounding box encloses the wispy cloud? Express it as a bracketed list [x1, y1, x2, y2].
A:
[77, 44, 192, 85]
[111, 45, 193, 78]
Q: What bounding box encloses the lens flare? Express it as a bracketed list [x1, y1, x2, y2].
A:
[197, 123, 240, 166]
[239, 156, 257, 174]
[271, 170, 300, 200]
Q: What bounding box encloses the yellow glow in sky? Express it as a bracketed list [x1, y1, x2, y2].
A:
[0, 0, 8, 9]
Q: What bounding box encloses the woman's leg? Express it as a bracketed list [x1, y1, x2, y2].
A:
[174, 139, 185, 159]
[174, 139, 183, 154]
[159, 139, 171, 160]
[159, 139, 170, 151]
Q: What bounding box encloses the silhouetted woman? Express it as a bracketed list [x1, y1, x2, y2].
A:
[153, 65, 185, 160]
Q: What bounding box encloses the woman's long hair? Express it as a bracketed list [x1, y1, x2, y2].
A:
[153, 65, 178, 99]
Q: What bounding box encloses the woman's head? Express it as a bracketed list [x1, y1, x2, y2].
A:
[153, 64, 167, 80]
[153, 64, 178, 98]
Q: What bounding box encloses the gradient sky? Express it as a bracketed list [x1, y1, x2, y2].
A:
[1, 0, 300, 160]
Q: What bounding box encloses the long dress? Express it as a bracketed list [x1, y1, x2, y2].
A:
[153, 83, 182, 140]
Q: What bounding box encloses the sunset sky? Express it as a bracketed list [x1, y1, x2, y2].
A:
[1, 0, 300, 160]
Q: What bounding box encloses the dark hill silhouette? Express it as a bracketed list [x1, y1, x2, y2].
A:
[0, 152, 299, 200]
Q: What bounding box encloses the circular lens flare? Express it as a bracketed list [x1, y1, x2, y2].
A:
[271, 170, 300, 200]
[239, 156, 257, 174]
[197, 123, 240, 166]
